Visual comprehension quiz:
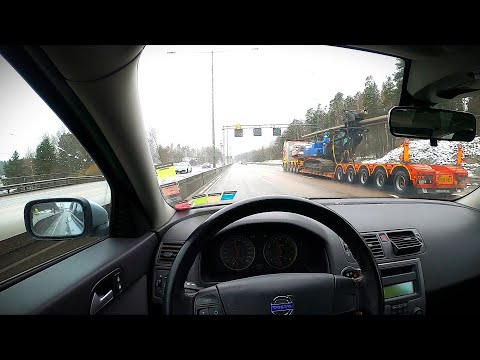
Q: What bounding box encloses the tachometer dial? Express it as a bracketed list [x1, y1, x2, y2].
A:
[220, 235, 256, 271]
[264, 234, 297, 269]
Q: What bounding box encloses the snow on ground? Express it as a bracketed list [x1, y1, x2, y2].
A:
[363, 137, 480, 178]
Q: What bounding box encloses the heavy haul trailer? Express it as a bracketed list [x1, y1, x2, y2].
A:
[282, 111, 469, 195]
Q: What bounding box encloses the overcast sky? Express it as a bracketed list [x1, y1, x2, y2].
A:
[0, 45, 399, 161]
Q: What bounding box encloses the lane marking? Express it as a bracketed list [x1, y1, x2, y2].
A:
[50, 214, 63, 236]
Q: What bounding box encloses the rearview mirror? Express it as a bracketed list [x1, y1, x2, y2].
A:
[389, 106, 476, 142]
[24, 197, 109, 240]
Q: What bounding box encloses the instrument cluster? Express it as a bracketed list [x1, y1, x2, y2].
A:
[200, 223, 329, 283]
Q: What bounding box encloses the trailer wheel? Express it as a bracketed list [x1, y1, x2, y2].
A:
[393, 170, 411, 195]
[346, 167, 356, 183]
[373, 169, 387, 190]
[358, 168, 369, 186]
[335, 166, 344, 182]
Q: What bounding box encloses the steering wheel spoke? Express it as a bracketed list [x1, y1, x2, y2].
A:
[191, 274, 360, 315]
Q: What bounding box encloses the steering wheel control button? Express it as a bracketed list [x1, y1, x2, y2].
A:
[195, 295, 219, 306]
[198, 308, 209, 315]
[208, 306, 223, 315]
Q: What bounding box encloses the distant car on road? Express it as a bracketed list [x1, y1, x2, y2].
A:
[174, 162, 192, 174]
[202, 162, 212, 169]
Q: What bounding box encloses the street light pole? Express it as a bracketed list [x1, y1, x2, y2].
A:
[166, 47, 259, 168]
[212, 50, 216, 168]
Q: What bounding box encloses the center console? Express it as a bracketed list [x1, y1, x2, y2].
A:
[379, 258, 426, 315]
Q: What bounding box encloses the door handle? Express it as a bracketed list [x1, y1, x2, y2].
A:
[90, 289, 113, 315]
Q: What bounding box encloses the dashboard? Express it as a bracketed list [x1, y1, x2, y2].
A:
[153, 197, 480, 315]
[200, 222, 329, 284]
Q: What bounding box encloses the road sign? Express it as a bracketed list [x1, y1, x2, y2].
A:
[273, 127, 281, 136]
[234, 129, 243, 137]
[253, 128, 262, 136]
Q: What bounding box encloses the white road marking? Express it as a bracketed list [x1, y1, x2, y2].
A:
[49, 214, 63, 236]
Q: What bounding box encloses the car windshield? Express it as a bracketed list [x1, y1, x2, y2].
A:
[144, 46, 476, 207]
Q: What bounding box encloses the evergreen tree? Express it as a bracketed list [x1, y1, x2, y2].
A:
[363, 76, 381, 117]
[35, 136, 57, 175]
[4, 151, 23, 178]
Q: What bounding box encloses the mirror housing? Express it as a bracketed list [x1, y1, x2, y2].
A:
[388, 106, 476, 142]
[24, 197, 109, 240]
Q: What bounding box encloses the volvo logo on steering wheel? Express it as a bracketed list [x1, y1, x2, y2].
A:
[270, 295, 294, 315]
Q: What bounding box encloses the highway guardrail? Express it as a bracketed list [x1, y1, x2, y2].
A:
[0, 176, 105, 197]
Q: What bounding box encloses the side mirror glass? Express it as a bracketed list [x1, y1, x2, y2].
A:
[24, 197, 108, 240]
[30, 200, 85, 238]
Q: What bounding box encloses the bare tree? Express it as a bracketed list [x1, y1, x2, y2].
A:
[147, 127, 161, 164]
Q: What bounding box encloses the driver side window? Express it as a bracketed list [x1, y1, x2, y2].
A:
[0, 54, 111, 286]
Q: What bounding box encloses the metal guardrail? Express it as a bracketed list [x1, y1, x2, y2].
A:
[0, 176, 105, 196]
[0, 172, 78, 186]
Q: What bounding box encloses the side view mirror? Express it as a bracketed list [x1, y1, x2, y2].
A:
[24, 197, 109, 240]
[389, 106, 476, 142]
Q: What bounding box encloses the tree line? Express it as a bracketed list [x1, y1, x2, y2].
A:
[235, 60, 480, 163]
[147, 128, 223, 166]
[235, 61, 404, 162]
[2, 128, 100, 183]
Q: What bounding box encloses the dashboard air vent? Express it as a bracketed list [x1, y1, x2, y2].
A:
[156, 241, 184, 269]
[361, 233, 385, 259]
[387, 231, 422, 256]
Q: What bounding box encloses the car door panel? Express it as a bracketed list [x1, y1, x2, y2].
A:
[0, 233, 157, 314]
[98, 275, 149, 315]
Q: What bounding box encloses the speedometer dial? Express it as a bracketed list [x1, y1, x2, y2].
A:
[220, 235, 256, 271]
[264, 234, 297, 269]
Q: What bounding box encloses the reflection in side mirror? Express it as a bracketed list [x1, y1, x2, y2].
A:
[24, 197, 109, 240]
[30, 201, 85, 238]
[389, 106, 476, 142]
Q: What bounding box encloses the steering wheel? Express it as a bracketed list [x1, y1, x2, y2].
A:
[164, 195, 384, 315]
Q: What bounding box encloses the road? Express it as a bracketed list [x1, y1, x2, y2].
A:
[43, 210, 83, 237]
[206, 164, 392, 201]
